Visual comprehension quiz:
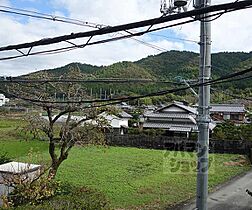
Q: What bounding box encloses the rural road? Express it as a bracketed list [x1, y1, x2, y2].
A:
[179, 170, 252, 210]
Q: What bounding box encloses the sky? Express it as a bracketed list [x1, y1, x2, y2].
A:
[0, 0, 251, 76]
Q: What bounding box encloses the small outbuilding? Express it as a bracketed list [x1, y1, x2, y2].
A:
[210, 104, 247, 124]
[0, 162, 41, 206]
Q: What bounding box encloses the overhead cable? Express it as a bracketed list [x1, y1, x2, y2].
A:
[0, 11, 236, 61]
[1, 66, 251, 105]
[0, 0, 251, 52]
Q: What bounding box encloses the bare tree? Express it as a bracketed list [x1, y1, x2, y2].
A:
[4, 67, 112, 178]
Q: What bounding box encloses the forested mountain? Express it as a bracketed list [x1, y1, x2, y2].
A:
[28, 50, 252, 81]
[20, 50, 252, 103]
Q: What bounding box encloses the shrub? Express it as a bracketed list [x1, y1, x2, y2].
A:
[212, 121, 252, 141]
[13, 185, 110, 210]
[0, 151, 12, 164]
[7, 175, 60, 207]
[143, 128, 165, 136]
[128, 127, 141, 135]
[212, 121, 242, 140]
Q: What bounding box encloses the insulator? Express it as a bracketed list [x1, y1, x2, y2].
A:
[174, 0, 187, 7]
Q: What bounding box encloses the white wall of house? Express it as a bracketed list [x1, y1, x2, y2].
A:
[0, 94, 9, 107]
[101, 114, 128, 129]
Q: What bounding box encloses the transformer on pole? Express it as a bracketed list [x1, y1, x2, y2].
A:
[160, 0, 188, 15]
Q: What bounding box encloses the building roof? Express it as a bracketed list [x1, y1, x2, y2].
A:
[174, 102, 197, 114]
[143, 122, 198, 131]
[169, 127, 192, 132]
[143, 121, 216, 131]
[157, 101, 197, 114]
[119, 111, 133, 118]
[41, 115, 86, 123]
[0, 161, 41, 174]
[210, 104, 246, 113]
[144, 112, 195, 119]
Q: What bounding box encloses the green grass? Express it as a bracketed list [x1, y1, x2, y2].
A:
[0, 118, 25, 141]
[54, 147, 250, 209]
[0, 140, 48, 160]
[3, 142, 250, 209]
[0, 118, 251, 209]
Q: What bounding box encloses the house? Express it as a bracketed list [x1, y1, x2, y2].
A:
[116, 102, 133, 110]
[41, 109, 134, 135]
[0, 94, 9, 107]
[210, 104, 247, 124]
[140, 101, 215, 138]
[98, 111, 133, 135]
[41, 111, 132, 135]
[41, 114, 86, 123]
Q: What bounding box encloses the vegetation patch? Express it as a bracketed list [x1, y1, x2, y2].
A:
[7, 184, 110, 210]
[0, 118, 251, 209]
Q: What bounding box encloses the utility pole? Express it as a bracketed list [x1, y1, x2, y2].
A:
[100, 88, 102, 99]
[195, 0, 211, 209]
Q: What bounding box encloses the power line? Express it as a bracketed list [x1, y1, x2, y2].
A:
[0, 5, 168, 53]
[1, 71, 250, 85]
[0, 6, 102, 29]
[0, 77, 181, 85]
[1, 67, 250, 87]
[0, 17, 198, 61]
[0, 0, 251, 52]
[149, 33, 198, 44]
[211, 87, 252, 102]
[0, 10, 240, 61]
[1, 66, 251, 105]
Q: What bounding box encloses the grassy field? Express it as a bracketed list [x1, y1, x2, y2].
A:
[0, 117, 251, 209]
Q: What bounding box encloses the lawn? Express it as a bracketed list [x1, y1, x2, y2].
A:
[0, 117, 251, 209]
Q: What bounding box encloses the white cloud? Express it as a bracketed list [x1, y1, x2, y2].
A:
[0, 0, 251, 76]
[172, 0, 252, 52]
[54, 0, 160, 25]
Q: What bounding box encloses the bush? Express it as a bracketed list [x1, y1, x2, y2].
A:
[212, 121, 241, 140]
[240, 123, 252, 141]
[128, 127, 141, 135]
[3, 178, 110, 210]
[212, 121, 252, 141]
[13, 185, 110, 210]
[7, 175, 60, 207]
[143, 128, 165, 136]
[0, 151, 12, 164]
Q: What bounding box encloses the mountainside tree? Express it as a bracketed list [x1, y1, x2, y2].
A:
[18, 50, 252, 101]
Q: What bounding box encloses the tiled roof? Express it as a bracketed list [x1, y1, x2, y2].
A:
[210, 104, 245, 113]
[142, 121, 215, 131]
[119, 111, 133, 118]
[169, 127, 192, 132]
[156, 101, 197, 114]
[143, 122, 198, 131]
[174, 102, 197, 114]
[144, 112, 195, 119]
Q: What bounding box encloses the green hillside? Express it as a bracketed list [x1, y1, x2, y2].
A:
[136, 50, 199, 79]
[27, 50, 252, 81]
[95, 61, 154, 79]
[17, 50, 252, 103]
